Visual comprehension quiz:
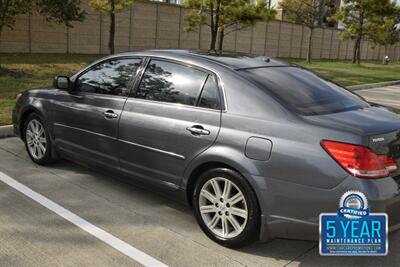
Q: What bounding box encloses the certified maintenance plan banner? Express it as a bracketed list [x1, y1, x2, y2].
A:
[319, 191, 388, 256]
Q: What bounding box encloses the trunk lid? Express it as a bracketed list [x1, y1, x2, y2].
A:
[369, 130, 400, 178]
[304, 106, 400, 136]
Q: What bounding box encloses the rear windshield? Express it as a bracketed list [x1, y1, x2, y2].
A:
[240, 67, 369, 116]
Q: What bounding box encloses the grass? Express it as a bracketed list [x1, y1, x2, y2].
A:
[1, 53, 400, 126]
[0, 53, 101, 125]
[285, 59, 400, 87]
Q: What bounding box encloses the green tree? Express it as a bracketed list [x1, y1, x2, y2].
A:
[332, 0, 400, 64]
[184, 0, 276, 53]
[0, 0, 85, 40]
[279, 0, 332, 63]
[89, 0, 134, 54]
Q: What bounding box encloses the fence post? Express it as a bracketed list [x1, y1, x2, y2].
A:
[300, 25, 305, 59]
[99, 13, 102, 54]
[320, 28, 325, 59]
[263, 22, 269, 56]
[198, 24, 202, 50]
[155, 3, 159, 48]
[328, 29, 334, 59]
[250, 26, 254, 53]
[66, 27, 69, 54]
[178, 6, 182, 49]
[129, 5, 133, 51]
[28, 13, 32, 53]
[289, 23, 294, 58]
[277, 21, 282, 57]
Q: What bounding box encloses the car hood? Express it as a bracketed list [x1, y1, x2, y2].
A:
[303, 105, 400, 136]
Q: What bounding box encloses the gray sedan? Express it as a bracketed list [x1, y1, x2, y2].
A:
[12, 50, 400, 247]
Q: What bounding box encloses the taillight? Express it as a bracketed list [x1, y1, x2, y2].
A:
[381, 155, 398, 174]
[321, 140, 398, 179]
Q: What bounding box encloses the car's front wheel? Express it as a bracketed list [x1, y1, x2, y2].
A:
[24, 113, 54, 165]
[193, 168, 260, 248]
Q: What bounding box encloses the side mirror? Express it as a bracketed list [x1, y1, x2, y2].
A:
[53, 76, 70, 90]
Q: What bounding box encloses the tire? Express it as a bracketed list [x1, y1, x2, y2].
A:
[23, 113, 55, 165]
[193, 168, 260, 248]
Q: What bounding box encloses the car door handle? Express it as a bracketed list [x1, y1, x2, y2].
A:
[186, 125, 210, 136]
[103, 110, 118, 119]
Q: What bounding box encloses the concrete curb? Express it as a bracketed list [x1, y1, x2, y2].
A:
[348, 80, 400, 91]
[0, 125, 15, 139]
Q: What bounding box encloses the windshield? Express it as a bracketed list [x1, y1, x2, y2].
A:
[240, 67, 369, 116]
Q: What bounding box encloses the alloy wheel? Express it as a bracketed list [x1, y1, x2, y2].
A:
[26, 119, 47, 160]
[198, 177, 248, 239]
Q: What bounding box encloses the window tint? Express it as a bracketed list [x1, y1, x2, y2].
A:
[76, 58, 142, 96]
[240, 67, 369, 115]
[136, 60, 208, 106]
[198, 75, 221, 110]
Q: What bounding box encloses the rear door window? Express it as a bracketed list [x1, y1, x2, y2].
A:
[135, 59, 208, 106]
[240, 67, 369, 115]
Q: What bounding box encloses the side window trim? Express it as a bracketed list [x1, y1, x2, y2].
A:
[74, 56, 144, 97]
[130, 57, 225, 111]
[195, 74, 210, 107]
[195, 73, 223, 110]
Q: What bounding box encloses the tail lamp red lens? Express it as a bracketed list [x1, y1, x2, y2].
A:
[321, 140, 398, 179]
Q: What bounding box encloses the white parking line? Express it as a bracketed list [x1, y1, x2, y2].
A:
[0, 171, 168, 267]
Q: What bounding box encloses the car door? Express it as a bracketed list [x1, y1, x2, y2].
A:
[52, 57, 143, 170]
[118, 59, 223, 187]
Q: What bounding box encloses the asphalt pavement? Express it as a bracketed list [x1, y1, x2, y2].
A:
[357, 84, 400, 109]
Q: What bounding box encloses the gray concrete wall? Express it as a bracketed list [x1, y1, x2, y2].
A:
[1, 0, 399, 60]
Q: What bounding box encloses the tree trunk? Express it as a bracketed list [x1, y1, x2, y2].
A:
[210, 27, 217, 52]
[0, 0, 11, 43]
[218, 28, 224, 53]
[307, 27, 313, 63]
[209, 2, 216, 52]
[352, 37, 361, 64]
[108, 0, 116, 54]
[209, 0, 221, 53]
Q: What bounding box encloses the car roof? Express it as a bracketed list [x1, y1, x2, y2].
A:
[111, 49, 290, 70]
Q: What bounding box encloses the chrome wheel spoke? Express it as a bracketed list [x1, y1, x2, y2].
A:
[230, 207, 248, 219]
[200, 205, 218, 214]
[38, 142, 46, 154]
[200, 189, 217, 203]
[221, 217, 229, 237]
[26, 130, 34, 139]
[229, 192, 244, 206]
[222, 179, 232, 199]
[210, 179, 222, 198]
[227, 215, 241, 232]
[207, 214, 220, 229]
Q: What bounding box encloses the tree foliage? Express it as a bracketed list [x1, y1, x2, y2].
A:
[184, 0, 276, 52]
[332, 0, 400, 64]
[88, 0, 135, 54]
[0, 0, 85, 38]
[279, 0, 336, 63]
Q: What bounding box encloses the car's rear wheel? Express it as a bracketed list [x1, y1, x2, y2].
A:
[24, 113, 54, 165]
[193, 168, 260, 248]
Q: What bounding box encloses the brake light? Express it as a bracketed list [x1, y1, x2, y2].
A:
[321, 140, 398, 179]
[381, 155, 398, 174]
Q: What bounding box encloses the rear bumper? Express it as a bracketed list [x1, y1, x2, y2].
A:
[249, 173, 400, 241]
